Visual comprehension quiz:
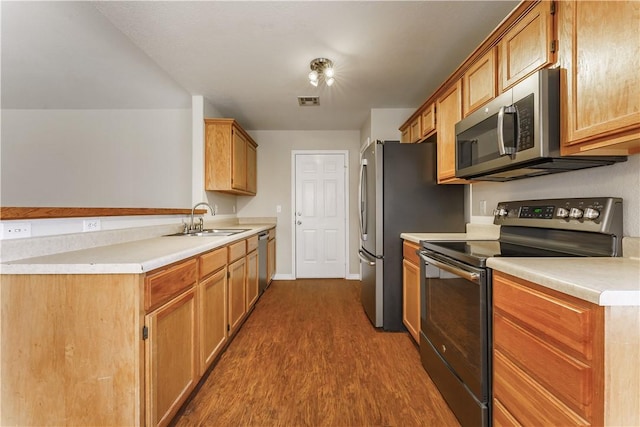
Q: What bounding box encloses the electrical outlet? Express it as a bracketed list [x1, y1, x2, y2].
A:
[0, 222, 32, 239]
[83, 219, 101, 232]
[276, 205, 282, 213]
[232, 205, 236, 213]
[480, 200, 487, 215]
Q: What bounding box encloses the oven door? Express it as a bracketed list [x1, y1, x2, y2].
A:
[419, 250, 490, 403]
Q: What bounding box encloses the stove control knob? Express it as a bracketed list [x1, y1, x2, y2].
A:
[584, 207, 600, 220]
[569, 207, 584, 219]
[556, 207, 570, 218]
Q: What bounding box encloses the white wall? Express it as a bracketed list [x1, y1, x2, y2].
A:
[236, 130, 361, 278]
[1, 109, 192, 208]
[471, 155, 640, 236]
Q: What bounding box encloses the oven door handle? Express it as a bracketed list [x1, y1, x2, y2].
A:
[419, 251, 480, 284]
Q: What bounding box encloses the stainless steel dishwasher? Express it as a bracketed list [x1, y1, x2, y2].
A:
[258, 231, 269, 294]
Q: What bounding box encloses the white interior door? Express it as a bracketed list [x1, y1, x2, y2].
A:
[294, 153, 346, 278]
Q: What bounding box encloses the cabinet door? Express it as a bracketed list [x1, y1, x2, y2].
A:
[421, 103, 436, 138]
[145, 288, 198, 427]
[463, 47, 497, 116]
[267, 237, 276, 284]
[246, 141, 257, 194]
[436, 80, 464, 183]
[246, 249, 259, 309]
[199, 267, 227, 374]
[558, 0, 640, 155]
[498, 1, 555, 92]
[402, 241, 420, 343]
[400, 127, 410, 143]
[228, 257, 246, 335]
[409, 117, 421, 143]
[231, 127, 247, 191]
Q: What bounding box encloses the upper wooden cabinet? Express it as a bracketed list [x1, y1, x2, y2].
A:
[421, 103, 436, 138]
[557, 0, 640, 155]
[436, 80, 466, 184]
[463, 47, 497, 117]
[498, 1, 556, 92]
[409, 117, 421, 143]
[205, 118, 258, 195]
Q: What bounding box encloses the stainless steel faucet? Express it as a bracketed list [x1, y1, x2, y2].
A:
[189, 202, 214, 232]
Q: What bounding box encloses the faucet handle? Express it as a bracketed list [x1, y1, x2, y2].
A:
[198, 217, 204, 231]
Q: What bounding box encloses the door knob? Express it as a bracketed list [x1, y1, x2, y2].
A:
[296, 220, 302, 225]
[296, 211, 302, 216]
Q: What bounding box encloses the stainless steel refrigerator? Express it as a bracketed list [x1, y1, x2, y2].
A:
[358, 140, 465, 330]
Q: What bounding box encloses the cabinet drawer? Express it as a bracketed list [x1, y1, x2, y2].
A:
[145, 259, 197, 312]
[246, 235, 258, 253]
[199, 247, 226, 279]
[402, 241, 420, 265]
[494, 313, 593, 414]
[493, 272, 599, 360]
[494, 349, 588, 426]
[228, 240, 246, 263]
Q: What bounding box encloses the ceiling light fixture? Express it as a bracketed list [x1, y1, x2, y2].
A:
[308, 58, 336, 87]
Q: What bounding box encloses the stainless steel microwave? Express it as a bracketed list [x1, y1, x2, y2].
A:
[455, 68, 626, 181]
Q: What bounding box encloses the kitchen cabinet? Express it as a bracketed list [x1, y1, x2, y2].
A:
[463, 47, 497, 116]
[493, 271, 604, 425]
[436, 79, 466, 184]
[409, 117, 421, 143]
[227, 240, 247, 335]
[402, 240, 420, 343]
[267, 228, 276, 284]
[557, 0, 640, 156]
[400, 126, 410, 143]
[145, 287, 198, 427]
[198, 247, 228, 374]
[205, 118, 258, 195]
[420, 103, 436, 139]
[498, 0, 555, 92]
[246, 236, 259, 309]
[144, 259, 198, 427]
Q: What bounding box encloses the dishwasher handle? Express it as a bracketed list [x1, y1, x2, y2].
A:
[258, 231, 269, 240]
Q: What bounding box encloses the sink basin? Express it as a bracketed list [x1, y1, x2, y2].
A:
[165, 228, 250, 237]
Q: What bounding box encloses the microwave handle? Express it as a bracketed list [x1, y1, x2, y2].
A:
[497, 105, 518, 158]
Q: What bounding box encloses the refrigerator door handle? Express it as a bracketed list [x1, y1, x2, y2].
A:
[358, 249, 376, 266]
[359, 159, 368, 241]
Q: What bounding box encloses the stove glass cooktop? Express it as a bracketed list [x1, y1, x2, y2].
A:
[421, 240, 583, 268]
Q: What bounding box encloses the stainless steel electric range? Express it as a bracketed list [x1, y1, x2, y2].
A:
[418, 197, 623, 427]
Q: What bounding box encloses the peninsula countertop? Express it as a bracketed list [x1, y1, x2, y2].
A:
[1, 224, 274, 275]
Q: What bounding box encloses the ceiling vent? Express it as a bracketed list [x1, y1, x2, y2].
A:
[298, 96, 320, 106]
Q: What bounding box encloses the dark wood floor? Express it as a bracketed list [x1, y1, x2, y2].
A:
[174, 279, 459, 426]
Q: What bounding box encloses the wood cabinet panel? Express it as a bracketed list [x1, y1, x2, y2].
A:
[498, 0, 555, 92]
[228, 257, 246, 335]
[246, 249, 259, 309]
[145, 288, 198, 427]
[494, 314, 593, 415]
[145, 259, 197, 312]
[463, 47, 497, 116]
[205, 118, 258, 195]
[246, 235, 259, 253]
[228, 240, 247, 263]
[421, 103, 436, 138]
[493, 273, 596, 360]
[199, 247, 226, 279]
[400, 127, 410, 143]
[436, 80, 465, 183]
[558, 0, 640, 155]
[198, 267, 227, 374]
[494, 349, 588, 426]
[409, 117, 421, 143]
[402, 241, 420, 343]
[493, 271, 604, 426]
[267, 236, 276, 284]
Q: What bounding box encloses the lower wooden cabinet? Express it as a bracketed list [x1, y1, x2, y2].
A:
[228, 256, 247, 335]
[492, 271, 604, 426]
[267, 232, 276, 284]
[402, 240, 420, 343]
[246, 248, 259, 309]
[199, 267, 227, 374]
[145, 287, 198, 427]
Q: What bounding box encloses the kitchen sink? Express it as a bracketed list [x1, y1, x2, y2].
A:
[165, 228, 250, 237]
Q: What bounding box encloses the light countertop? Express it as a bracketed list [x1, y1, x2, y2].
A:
[0, 224, 274, 275]
[402, 228, 640, 307]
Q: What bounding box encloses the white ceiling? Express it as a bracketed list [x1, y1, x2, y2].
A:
[2, 1, 520, 131]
